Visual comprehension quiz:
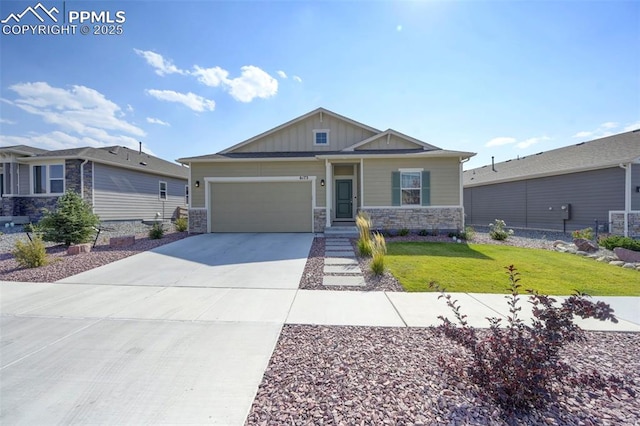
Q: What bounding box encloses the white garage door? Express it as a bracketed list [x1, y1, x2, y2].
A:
[209, 181, 313, 232]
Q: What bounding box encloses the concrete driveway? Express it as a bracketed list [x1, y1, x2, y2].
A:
[59, 233, 314, 288]
[1, 233, 314, 425]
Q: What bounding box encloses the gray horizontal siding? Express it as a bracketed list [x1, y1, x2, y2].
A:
[18, 164, 29, 195]
[93, 163, 187, 221]
[464, 167, 625, 231]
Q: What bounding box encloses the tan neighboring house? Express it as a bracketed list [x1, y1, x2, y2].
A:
[178, 108, 475, 233]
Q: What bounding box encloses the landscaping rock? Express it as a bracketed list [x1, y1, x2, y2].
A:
[614, 247, 640, 263]
[609, 261, 625, 267]
[574, 238, 599, 253]
[110, 235, 135, 247]
[67, 243, 91, 255]
[576, 251, 588, 256]
[552, 240, 566, 247]
[622, 263, 636, 269]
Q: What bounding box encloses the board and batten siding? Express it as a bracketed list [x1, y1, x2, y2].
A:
[362, 158, 461, 206]
[190, 160, 326, 208]
[233, 114, 377, 153]
[93, 163, 187, 221]
[355, 134, 421, 151]
[464, 167, 626, 231]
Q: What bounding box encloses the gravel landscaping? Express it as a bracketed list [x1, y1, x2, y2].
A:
[246, 325, 640, 425]
[0, 222, 190, 282]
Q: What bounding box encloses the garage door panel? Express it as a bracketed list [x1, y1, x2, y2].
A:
[210, 181, 312, 233]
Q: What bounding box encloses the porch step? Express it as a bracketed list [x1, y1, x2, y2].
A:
[324, 226, 359, 238]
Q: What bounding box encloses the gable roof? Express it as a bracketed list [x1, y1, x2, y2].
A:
[343, 129, 440, 151]
[6, 145, 188, 179]
[219, 107, 381, 154]
[0, 145, 49, 156]
[464, 130, 640, 187]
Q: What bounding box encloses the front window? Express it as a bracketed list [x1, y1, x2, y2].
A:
[313, 129, 330, 145]
[401, 171, 421, 205]
[33, 164, 64, 194]
[159, 181, 168, 200]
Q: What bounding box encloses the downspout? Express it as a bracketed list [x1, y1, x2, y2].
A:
[460, 157, 470, 228]
[619, 163, 632, 237]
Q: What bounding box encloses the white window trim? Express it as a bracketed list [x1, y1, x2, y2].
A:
[313, 129, 330, 146]
[400, 170, 421, 206]
[31, 163, 65, 195]
[159, 181, 168, 201]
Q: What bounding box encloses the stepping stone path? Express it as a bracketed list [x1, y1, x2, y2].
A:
[323, 238, 366, 287]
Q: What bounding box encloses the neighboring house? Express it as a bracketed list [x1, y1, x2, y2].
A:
[177, 107, 475, 233]
[463, 130, 640, 237]
[0, 144, 189, 223]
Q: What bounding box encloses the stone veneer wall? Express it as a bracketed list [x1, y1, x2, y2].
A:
[314, 208, 326, 233]
[361, 207, 464, 232]
[189, 208, 207, 233]
[13, 196, 60, 221]
[610, 212, 640, 237]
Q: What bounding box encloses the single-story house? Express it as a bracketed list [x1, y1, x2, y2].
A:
[0, 144, 189, 223]
[463, 130, 640, 237]
[178, 107, 475, 234]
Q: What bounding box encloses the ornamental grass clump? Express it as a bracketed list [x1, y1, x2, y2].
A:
[356, 212, 373, 257]
[370, 232, 387, 275]
[489, 219, 514, 241]
[430, 265, 632, 413]
[174, 217, 188, 232]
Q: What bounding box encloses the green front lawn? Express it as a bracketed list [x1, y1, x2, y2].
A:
[386, 242, 640, 296]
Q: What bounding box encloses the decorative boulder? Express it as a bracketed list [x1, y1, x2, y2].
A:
[110, 235, 135, 248]
[573, 238, 598, 253]
[67, 243, 91, 255]
[614, 247, 640, 263]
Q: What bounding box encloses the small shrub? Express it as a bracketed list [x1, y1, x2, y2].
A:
[398, 228, 410, 236]
[599, 235, 640, 251]
[418, 229, 429, 237]
[149, 222, 164, 239]
[572, 227, 594, 240]
[431, 227, 439, 236]
[12, 236, 49, 268]
[38, 191, 99, 246]
[370, 232, 387, 275]
[431, 266, 630, 413]
[174, 217, 188, 232]
[464, 226, 476, 241]
[489, 219, 514, 241]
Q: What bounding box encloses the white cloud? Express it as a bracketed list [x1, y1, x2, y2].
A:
[192, 65, 277, 103]
[146, 117, 170, 126]
[134, 49, 186, 76]
[293, 75, 302, 83]
[573, 131, 593, 138]
[277, 70, 287, 79]
[226, 66, 278, 102]
[485, 137, 516, 147]
[516, 136, 550, 149]
[0, 118, 16, 124]
[1, 82, 148, 152]
[601, 121, 618, 129]
[146, 89, 215, 112]
[624, 121, 640, 132]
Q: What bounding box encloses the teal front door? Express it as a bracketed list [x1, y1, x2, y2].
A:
[335, 179, 353, 219]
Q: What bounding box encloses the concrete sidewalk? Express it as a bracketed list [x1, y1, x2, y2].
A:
[286, 290, 640, 332]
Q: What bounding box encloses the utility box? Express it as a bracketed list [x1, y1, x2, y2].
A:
[560, 204, 571, 220]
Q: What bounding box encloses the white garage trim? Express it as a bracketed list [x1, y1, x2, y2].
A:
[204, 176, 317, 233]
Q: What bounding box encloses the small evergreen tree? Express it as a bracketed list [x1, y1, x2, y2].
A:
[38, 191, 100, 246]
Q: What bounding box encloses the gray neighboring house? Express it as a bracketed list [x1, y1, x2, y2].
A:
[0, 144, 189, 223]
[463, 130, 640, 237]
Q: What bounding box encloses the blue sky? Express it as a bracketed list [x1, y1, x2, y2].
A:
[1, 0, 638, 169]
